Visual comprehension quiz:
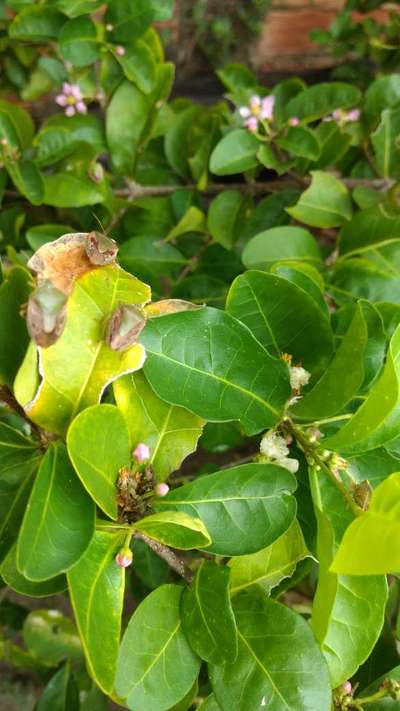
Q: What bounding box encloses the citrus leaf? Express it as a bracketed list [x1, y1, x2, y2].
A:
[182, 561, 238, 665]
[140, 307, 291, 437]
[116, 584, 200, 710]
[17, 441, 95, 581]
[68, 531, 125, 695]
[23, 265, 149, 435]
[154, 463, 297, 556]
[135, 511, 211, 549]
[114, 372, 204, 482]
[67, 404, 131, 520]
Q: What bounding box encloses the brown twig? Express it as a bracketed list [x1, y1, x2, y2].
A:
[0, 385, 42, 438]
[114, 177, 394, 200]
[134, 531, 194, 583]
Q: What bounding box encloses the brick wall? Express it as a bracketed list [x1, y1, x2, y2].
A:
[254, 0, 394, 71]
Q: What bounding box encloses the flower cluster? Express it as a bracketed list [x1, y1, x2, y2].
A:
[55, 83, 87, 117]
[323, 108, 360, 125]
[289, 365, 311, 392]
[239, 94, 275, 132]
[259, 430, 299, 474]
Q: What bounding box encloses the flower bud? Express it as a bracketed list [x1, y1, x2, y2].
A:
[106, 304, 146, 351]
[116, 46, 125, 56]
[155, 483, 170, 497]
[115, 548, 133, 568]
[27, 281, 67, 347]
[85, 231, 118, 265]
[134, 442, 150, 463]
[341, 681, 352, 695]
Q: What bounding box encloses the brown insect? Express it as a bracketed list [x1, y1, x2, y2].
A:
[27, 281, 67, 348]
[106, 304, 146, 352]
[352, 480, 372, 511]
[85, 231, 118, 265]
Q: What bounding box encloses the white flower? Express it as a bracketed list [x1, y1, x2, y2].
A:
[290, 365, 310, 391]
[260, 431, 289, 460]
[278, 457, 299, 474]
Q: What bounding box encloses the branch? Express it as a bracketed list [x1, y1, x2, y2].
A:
[114, 177, 394, 200]
[0, 385, 42, 439]
[134, 531, 194, 583]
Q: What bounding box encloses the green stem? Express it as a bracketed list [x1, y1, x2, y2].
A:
[354, 687, 388, 706]
[291, 423, 361, 517]
[306, 414, 352, 427]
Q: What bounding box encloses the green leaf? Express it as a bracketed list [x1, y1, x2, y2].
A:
[339, 205, 400, 257]
[154, 463, 297, 556]
[52, 0, 103, 17]
[210, 590, 331, 711]
[226, 270, 332, 373]
[106, 80, 151, 174]
[132, 538, 171, 589]
[37, 663, 79, 711]
[6, 159, 44, 205]
[114, 372, 204, 481]
[276, 125, 320, 160]
[0, 99, 34, 150]
[116, 40, 156, 93]
[182, 561, 237, 665]
[364, 74, 400, 129]
[198, 696, 222, 711]
[293, 303, 368, 419]
[68, 531, 125, 694]
[105, 0, 153, 42]
[116, 584, 200, 710]
[23, 265, 149, 435]
[140, 307, 291, 436]
[287, 171, 352, 228]
[0, 422, 41, 563]
[59, 16, 99, 68]
[166, 206, 206, 242]
[35, 114, 105, 167]
[228, 519, 309, 596]
[207, 191, 248, 249]
[26, 224, 75, 251]
[9, 6, 66, 41]
[67, 404, 131, 520]
[43, 173, 104, 208]
[242, 225, 321, 270]
[325, 325, 400, 454]
[1, 544, 67, 597]
[17, 442, 95, 581]
[371, 107, 400, 179]
[210, 129, 259, 176]
[348, 447, 400, 489]
[23, 609, 83, 666]
[164, 106, 202, 178]
[119, 236, 186, 291]
[135, 511, 211, 549]
[310, 468, 388, 686]
[0, 267, 31, 387]
[284, 82, 361, 123]
[332, 472, 400, 575]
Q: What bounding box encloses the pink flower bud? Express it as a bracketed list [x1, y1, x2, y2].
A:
[347, 108, 360, 122]
[155, 483, 170, 497]
[245, 116, 258, 133]
[260, 95, 275, 120]
[115, 548, 133, 568]
[341, 681, 352, 695]
[289, 116, 300, 126]
[116, 46, 125, 56]
[133, 442, 150, 463]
